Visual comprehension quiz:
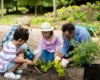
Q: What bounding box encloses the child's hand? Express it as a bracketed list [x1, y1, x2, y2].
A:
[54, 56, 61, 64]
[26, 60, 34, 65]
[54, 52, 58, 58]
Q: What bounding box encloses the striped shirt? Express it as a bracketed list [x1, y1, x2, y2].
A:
[38, 35, 61, 54]
[0, 42, 17, 72]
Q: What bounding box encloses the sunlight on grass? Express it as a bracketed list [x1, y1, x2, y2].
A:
[0, 15, 21, 25]
[18, 7, 28, 13]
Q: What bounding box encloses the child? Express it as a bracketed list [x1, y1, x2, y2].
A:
[34, 22, 61, 63]
[0, 29, 34, 79]
[1, 16, 34, 61]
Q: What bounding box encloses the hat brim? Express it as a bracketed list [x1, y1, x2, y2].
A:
[21, 25, 31, 30]
[41, 27, 54, 31]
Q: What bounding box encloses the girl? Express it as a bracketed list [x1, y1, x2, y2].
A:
[34, 22, 61, 63]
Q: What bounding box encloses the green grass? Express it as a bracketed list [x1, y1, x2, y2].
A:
[0, 14, 22, 25]
[0, 7, 29, 25]
[18, 7, 28, 13]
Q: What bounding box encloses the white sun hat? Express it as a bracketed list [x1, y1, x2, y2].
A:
[41, 22, 54, 31]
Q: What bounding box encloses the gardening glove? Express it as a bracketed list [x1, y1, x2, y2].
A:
[54, 56, 61, 64]
[61, 58, 69, 68]
[34, 49, 38, 55]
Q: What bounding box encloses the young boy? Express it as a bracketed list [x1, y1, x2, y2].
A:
[0, 29, 34, 79]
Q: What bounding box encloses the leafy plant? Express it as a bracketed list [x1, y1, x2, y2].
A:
[35, 60, 66, 77]
[54, 62, 65, 77]
[86, 2, 92, 8]
[67, 17, 74, 23]
[41, 61, 53, 72]
[93, 12, 100, 21]
[95, 1, 100, 5]
[69, 39, 100, 67]
[73, 11, 88, 22]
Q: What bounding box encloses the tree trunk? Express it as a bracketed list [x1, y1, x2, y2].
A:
[53, 0, 57, 22]
[35, 5, 37, 17]
[1, 0, 4, 18]
[16, 5, 18, 11]
[40, 6, 43, 13]
[6, 8, 9, 14]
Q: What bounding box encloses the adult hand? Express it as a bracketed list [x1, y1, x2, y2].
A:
[61, 58, 69, 68]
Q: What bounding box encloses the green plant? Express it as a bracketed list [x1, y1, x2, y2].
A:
[69, 39, 100, 67]
[93, 12, 100, 21]
[86, 2, 92, 8]
[41, 61, 53, 72]
[95, 1, 100, 5]
[54, 62, 65, 77]
[94, 5, 100, 10]
[73, 11, 88, 22]
[67, 17, 74, 23]
[35, 60, 66, 77]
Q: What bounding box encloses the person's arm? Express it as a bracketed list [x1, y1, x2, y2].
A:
[54, 37, 61, 57]
[33, 38, 43, 62]
[14, 57, 34, 65]
[33, 53, 41, 62]
[60, 35, 70, 57]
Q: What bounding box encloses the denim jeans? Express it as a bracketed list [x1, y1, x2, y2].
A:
[27, 49, 34, 61]
[40, 49, 54, 63]
[6, 62, 15, 72]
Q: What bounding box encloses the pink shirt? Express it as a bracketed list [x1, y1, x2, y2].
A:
[38, 35, 61, 54]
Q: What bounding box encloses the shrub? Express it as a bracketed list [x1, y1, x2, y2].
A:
[69, 39, 100, 67]
[93, 12, 100, 21]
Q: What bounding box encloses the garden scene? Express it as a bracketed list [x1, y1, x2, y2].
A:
[0, 0, 100, 80]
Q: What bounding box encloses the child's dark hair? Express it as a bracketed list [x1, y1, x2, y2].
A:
[61, 23, 75, 34]
[50, 31, 53, 35]
[14, 29, 29, 41]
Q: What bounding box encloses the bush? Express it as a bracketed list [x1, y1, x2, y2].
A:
[93, 12, 100, 21]
[67, 17, 74, 23]
[69, 39, 100, 67]
[31, 17, 53, 26]
[73, 11, 88, 22]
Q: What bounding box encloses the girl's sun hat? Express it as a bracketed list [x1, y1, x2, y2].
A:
[41, 22, 54, 31]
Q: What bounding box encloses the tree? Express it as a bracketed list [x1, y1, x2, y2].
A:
[53, 0, 57, 21]
[1, 0, 4, 18]
[18, 0, 52, 17]
[4, 0, 18, 14]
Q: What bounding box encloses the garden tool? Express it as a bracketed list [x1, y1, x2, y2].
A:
[34, 67, 42, 74]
